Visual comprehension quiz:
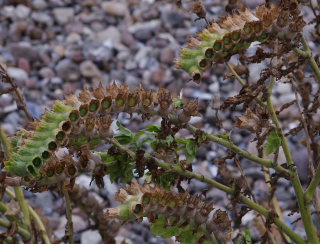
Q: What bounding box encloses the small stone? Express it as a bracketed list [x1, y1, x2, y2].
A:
[150, 67, 166, 84]
[31, 12, 53, 25]
[15, 4, 30, 19]
[160, 46, 175, 65]
[81, 230, 102, 244]
[39, 67, 54, 79]
[32, 0, 47, 10]
[10, 44, 38, 61]
[95, 26, 121, 43]
[55, 59, 80, 82]
[66, 33, 82, 43]
[101, 2, 128, 17]
[18, 58, 31, 73]
[53, 8, 74, 25]
[7, 67, 28, 82]
[80, 60, 101, 78]
[121, 31, 136, 47]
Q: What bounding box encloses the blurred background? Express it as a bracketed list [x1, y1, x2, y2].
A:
[0, 0, 317, 243]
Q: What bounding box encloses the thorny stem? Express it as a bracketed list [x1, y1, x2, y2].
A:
[185, 124, 293, 177]
[267, 77, 319, 244]
[106, 138, 305, 244]
[5, 189, 51, 244]
[295, 36, 320, 83]
[63, 186, 74, 244]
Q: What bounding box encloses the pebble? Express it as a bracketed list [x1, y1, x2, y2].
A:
[15, 4, 31, 19]
[81, 230, 102, 244]
[101, 2, 128, 17]
[32, 0, 47, 10]
[53, 8, 75, 25]
[160, 46, 175, 65]
[55, 59, 80, 82]
[7, 67, 28, 82]
[80, 60, 102, 79]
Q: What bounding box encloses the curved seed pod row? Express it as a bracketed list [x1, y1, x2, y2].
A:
[176, 2, 305, 83]
[106, 182, 233, 243]
[5, 83, 199, 181]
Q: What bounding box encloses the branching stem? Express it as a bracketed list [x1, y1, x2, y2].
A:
[267, 77, 319, 244]
[106, 138, 305, 244]
[5, 189, 51, 244]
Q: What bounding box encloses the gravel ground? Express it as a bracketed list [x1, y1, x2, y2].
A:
[0, 0, 317, 243]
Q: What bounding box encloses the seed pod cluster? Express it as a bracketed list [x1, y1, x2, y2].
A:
[5, 83, 199, 182]
[176, 1, 305, 83]
[106, 182, 233, 243]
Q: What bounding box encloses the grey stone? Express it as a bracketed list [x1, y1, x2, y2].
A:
[53, 8, 75, 25]
[7, 67, 28, 82]
[95, 26, 121, 43]
[15, 4, 31, 19]
[160, 46, 175, 65]
[81, 230, 102, 244]
[31, 11, 53, 25]
[55, 59, 80, 82]
[80, 60, 102, 78]
[32, 0, 47, 10]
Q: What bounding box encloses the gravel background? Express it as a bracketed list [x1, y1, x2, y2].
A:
[0, 0, 318, 243]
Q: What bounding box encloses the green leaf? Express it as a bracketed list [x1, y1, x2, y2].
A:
[264, 131, 281, 155]
[137, 135, 157, 147]
[144, 125, 161, 133]
[242, 229, 253, 244]
[107, 160, 135, 183]
[157, 172, 176, 189]
[186, 140, 197, 163]
[115, 135, 132, 145]
[116, 121, 132, 137]
[133, 131, 145, 143]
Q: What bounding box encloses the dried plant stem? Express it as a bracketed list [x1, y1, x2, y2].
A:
[295, 36, 320, 83]
[267, 77, 319, 244]
[0, 65, 33, 121]
[106, 138, 305, 244]
[226, 62, 267, 107]
[63, 186, 74, 244]
[5, 189, 51, 244]
[263, 166, 292, 244]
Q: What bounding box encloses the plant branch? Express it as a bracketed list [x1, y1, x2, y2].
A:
[62, 186, 74, 244]
[295, 36, 320, 83]
[185, 124, 293, 177]
[5, 189, 51, 244]
[0, 217, 31, 241]
[305, 165, 320, 203]
[267, 77, 319, 244]
[226, 62, 267, 107]
[106, 138, 305, 244]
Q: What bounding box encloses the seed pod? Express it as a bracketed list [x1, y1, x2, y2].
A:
[92, 82, 106, 99]
[79, 88, 92, 103]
